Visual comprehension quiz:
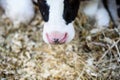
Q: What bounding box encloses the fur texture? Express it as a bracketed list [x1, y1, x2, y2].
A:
[83, 0, 110, 29]
[0, 0, 35, 27]
[38, 0, 80, 44]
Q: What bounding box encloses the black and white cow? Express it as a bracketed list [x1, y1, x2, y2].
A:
[38, 0, 80, 44]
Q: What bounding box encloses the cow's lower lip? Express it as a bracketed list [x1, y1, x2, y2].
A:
[59, 33, 68, 44]
[46, 33, 54, 44]
[46, 33, 68, 44]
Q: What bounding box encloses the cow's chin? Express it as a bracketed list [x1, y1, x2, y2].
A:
[42, 22, 75, 44]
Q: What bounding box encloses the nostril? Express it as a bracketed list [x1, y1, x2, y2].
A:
[53, 38, 59, 43]
[46, 32, 68, 44]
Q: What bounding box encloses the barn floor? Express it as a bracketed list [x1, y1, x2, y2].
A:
[0, 4, 120, 80]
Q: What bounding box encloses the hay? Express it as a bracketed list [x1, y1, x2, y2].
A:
[0, 3, 120, 80]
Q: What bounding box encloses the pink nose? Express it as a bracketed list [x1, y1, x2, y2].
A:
[46, 31, 68, 44]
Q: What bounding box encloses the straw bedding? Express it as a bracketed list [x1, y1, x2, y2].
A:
[0, 3, 120, 80]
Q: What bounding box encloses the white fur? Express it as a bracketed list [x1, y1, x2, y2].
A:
[0, 0, 35, 26]
[43, 0, 75, 44]
[83, 0, 110, 29]
[95, 8, 110, 28]
[83, 0, 99, 18]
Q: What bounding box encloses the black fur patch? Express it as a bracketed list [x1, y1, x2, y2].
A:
[38, 0, 49, 22]
[116, 0, 120, 18]
[117, 8, 120, 18]
[102, 0, 108, 9]
[63, 0, 80, 24]
[116, 0, 120, 5]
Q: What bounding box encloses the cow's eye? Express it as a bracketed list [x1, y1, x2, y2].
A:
[38, 0, 49, 22]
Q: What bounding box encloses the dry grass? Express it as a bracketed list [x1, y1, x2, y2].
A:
[0, 4, 120, 80]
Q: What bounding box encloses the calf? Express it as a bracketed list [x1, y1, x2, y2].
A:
[38, 0, 80, 44]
